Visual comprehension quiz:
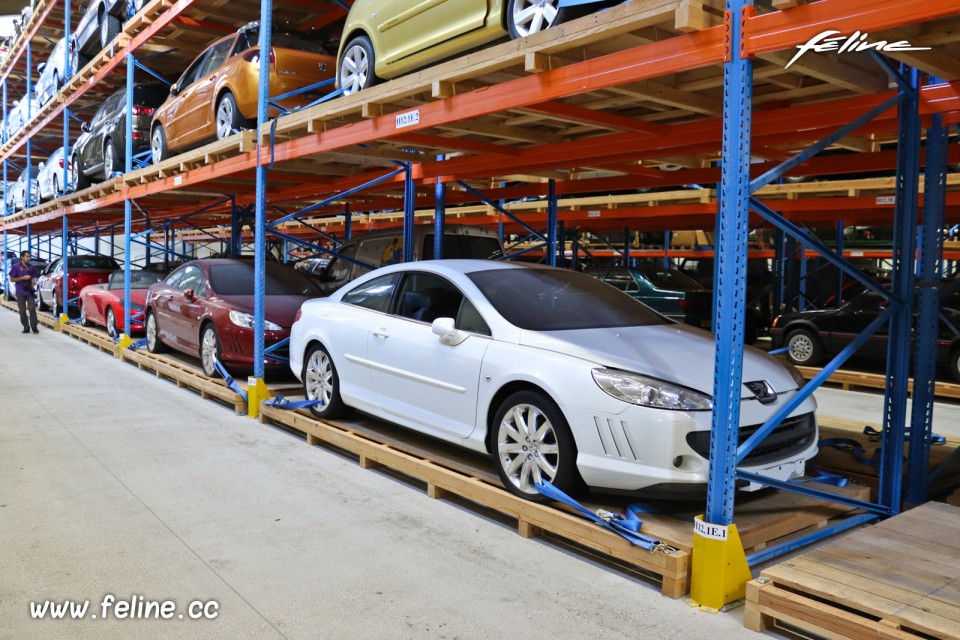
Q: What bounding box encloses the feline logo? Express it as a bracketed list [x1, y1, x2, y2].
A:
[786, 30, 931, 69]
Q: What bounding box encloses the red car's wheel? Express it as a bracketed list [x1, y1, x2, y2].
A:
[200, 324, 222, 378]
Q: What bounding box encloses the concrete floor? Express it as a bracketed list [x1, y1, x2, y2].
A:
[2, 308, 956, 640]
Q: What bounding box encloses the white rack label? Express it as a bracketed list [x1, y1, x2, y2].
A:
[694, 519, 729, 541]
[587, 210, 601, 218]
[876, 196, 895, 205]
[395, 110, 420, 129]
[173, 176, 183, 186]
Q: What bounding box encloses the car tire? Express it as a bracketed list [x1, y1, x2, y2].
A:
[145, 310, 167, 353]
[70, 48, 90, 75]
[79, 301, 93, 327]
[103, 138, 115, 179]
[199, 324, 222, 378]
[950, 348, 960, 384]
[151, 124, 167, 164]
[506, 0, 582, 39]
[302, 343, 348, 419]
[105, 306, 118, 338]
[52, 173, 60, 198]
[36, 287, 47, 311]
[72, 154, 90, 190]
[53, 289, 62, 317]
[338, 35, 377, 96]
[491, 390, 581, 501]
[785, 328, 823, 367]
[100, 13, 121, 49]
[215, 92, 243, 140]
[53, 71, 61, 96]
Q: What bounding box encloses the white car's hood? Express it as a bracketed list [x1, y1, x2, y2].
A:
[519, 323, 798, 396]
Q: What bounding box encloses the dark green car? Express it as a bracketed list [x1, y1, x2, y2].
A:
[585, 266, 712, 329]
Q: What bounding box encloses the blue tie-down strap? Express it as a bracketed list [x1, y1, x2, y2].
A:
[789, 467, 849, 487]
[534, 481, 662, 551]
[126, 337, 149, 349]
[211, 359, 247, 402]
[819, 437, 878, 467]
[264, 395, 325, 410]
[862, 425, 946, 446]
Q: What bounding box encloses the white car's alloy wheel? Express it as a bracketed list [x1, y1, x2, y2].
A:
[497, 403, 560, 494]
[305, 349, 333, 406]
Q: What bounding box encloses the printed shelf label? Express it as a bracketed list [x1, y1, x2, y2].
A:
[694, 518, 729, 541]
[395, 110, 420, 129]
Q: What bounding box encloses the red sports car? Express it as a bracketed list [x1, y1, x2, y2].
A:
[143, 259, 323, 377]
[79, 269, 166, 337]
[36, 255, 121, 316]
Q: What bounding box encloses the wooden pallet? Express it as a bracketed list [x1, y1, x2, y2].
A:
[797, 366, 960, 401]
[121, 348, 246, 414]
[815, 416, 960, 501]
[746, 502, 960, 640]
[259, 405, 871, 599]
[60, 322, 120, 355]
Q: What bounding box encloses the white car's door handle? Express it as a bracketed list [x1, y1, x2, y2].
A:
[372, 329, 389, 339]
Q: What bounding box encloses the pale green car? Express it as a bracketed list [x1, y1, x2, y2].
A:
[336, 0, 616, 94]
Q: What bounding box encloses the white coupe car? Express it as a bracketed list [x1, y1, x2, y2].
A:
[290, 260, 818, 501]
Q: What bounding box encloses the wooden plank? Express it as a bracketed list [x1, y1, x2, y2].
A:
[746, 579, 924, 640]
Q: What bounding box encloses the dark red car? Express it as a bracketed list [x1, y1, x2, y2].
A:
[79, 269, 166, 337]
[143, 259, 323, 377]
[36, 255, 121, 316]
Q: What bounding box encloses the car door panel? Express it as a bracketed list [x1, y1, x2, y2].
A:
[366, 316, 488, 438]
[377, 0, 487, 66]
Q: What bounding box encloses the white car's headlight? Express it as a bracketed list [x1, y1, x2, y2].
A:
[228, 310, 282, 332]
[592, 368, 713, 411]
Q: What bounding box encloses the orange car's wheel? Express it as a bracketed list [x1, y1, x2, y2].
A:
[151, 125, 168, 164]
[215, 93, 243, 140]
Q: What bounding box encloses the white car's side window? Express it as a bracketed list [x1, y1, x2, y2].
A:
[342, 273, 400, 313]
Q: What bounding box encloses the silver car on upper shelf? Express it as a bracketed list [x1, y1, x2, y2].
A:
[35, 37, 70, 107]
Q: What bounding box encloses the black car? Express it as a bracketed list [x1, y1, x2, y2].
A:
[71, 83, 167, 189]
[770, 288, 960, 382]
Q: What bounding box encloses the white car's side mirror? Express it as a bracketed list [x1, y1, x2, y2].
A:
[431, 317, 466, 345]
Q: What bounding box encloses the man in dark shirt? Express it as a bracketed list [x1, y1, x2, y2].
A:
[9, 250, 39, 333]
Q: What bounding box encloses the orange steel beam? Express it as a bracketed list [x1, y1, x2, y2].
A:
[0, 0, 61, 85]
[0, 0, 199, 167]
[264, 26, 727, 167]
[743, 0, 960, 57]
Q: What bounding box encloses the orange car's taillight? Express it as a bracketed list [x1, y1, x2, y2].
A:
[242, 48, 275, 65]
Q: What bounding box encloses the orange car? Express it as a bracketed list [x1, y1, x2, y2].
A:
[150, 22, 336, 162]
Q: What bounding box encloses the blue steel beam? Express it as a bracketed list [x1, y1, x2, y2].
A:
[746, 513, 878, 566]
[402, 163, 415, 263]
[878, 65, 920, 515]
[705, 0, 753, 527]
[253, 0, 274, 381]
[907, 100, 948, 506]
[456, 181, 544, 240]
[547, 179, 558, 267]
[434, 154, 445, 259]
[266, 167, 405, 229]
[124, 53, 134, 336]
[737, 309, 892, 463]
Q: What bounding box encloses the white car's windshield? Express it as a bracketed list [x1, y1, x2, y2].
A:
[468, 267, 667, 331]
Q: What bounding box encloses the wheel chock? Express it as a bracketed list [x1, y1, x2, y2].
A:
[246, 377, 271, 418]
[688, 515, 752, 613]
